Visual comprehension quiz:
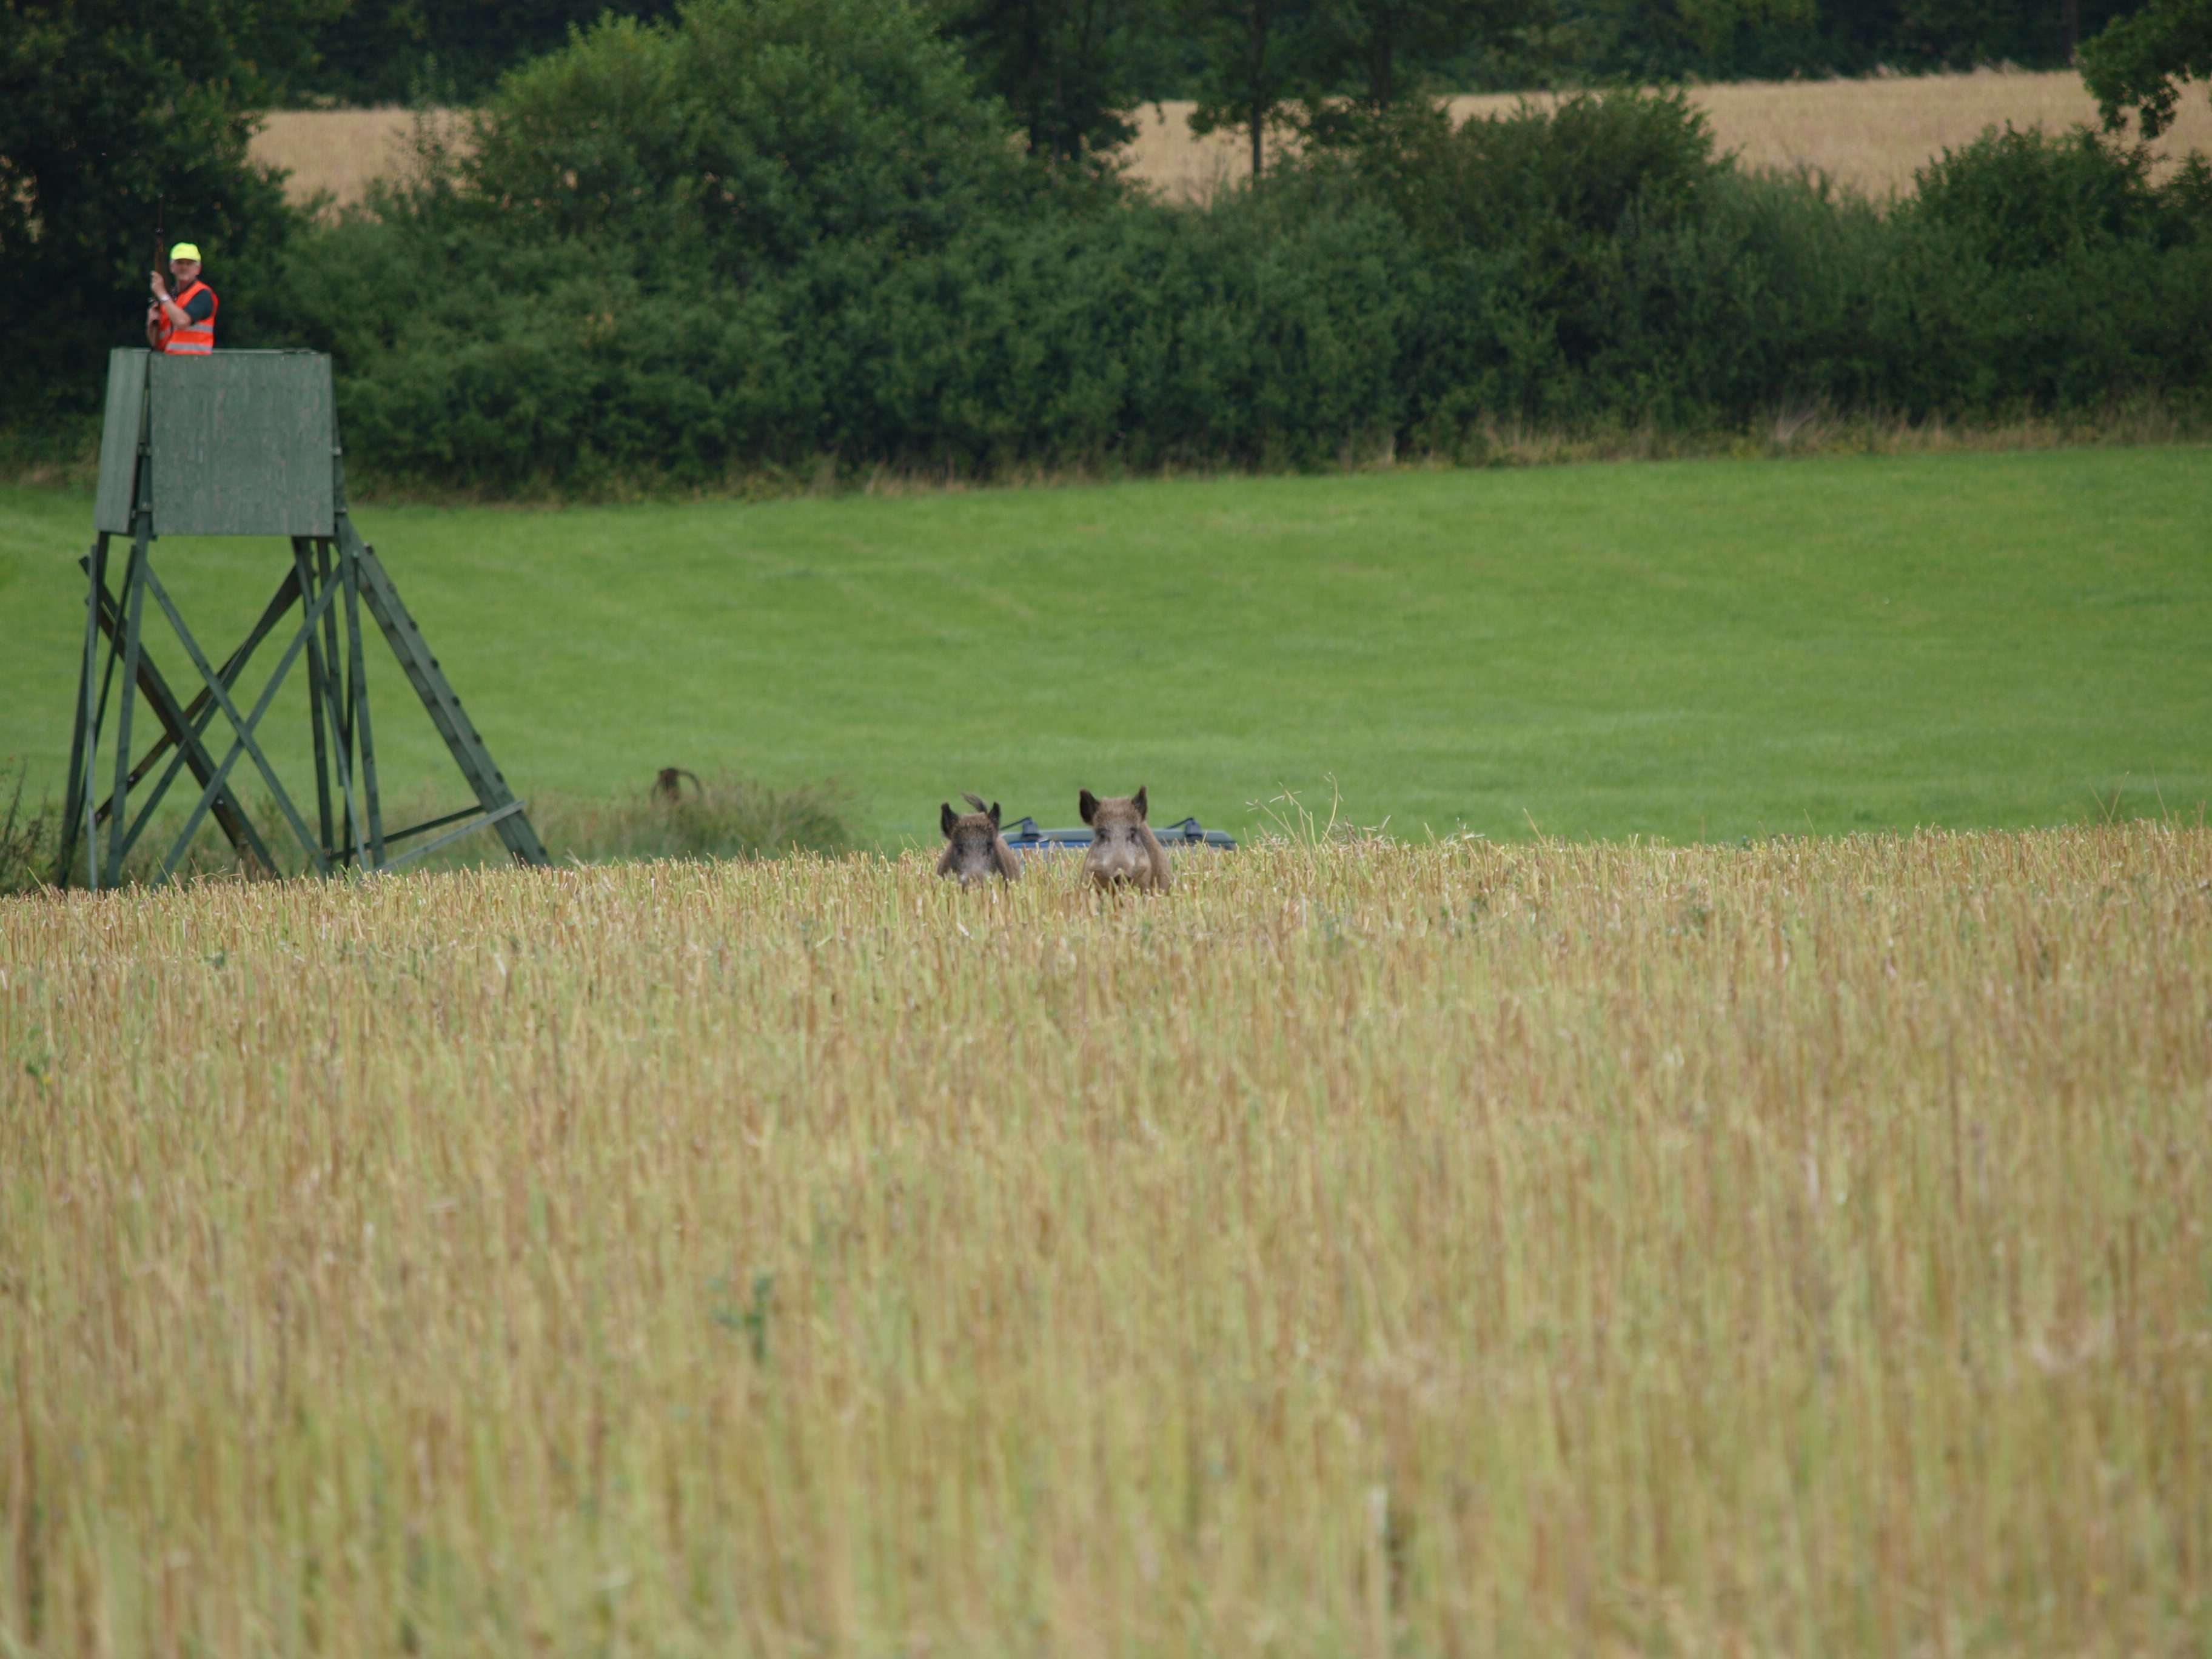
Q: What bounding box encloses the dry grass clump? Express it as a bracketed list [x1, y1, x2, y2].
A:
[526, 772, 855, 866]
[0, 773, 55, 896]
[3, 825, 2210, 1656]
[1, 764, 853, 889]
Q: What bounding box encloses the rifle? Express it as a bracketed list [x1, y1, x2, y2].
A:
[149, 198, 169, 341]
[149, 198, 172, 347]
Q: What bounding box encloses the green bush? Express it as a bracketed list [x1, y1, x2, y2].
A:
[457, 0, 1045, 274]
[1882, 127, 2212, 412]
[1908, 122, 2205, 267]
[1384, 103, 2212, 434]
[255, 1, 2212, 492]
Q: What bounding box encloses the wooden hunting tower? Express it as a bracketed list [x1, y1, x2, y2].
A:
[58, 349, 548, 887]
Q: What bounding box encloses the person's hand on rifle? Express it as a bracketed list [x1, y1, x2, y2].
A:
[146, 250, 202, 339]
[149, 267, 186, 327]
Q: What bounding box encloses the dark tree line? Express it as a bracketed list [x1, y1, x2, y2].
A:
[12, 0, 2164, 179]
[933, 0, 2171, 177]
[164, 0, 2167, 122]
[289, 0, 682, 105]
[1, 0, 300, 416]
[260, 3, 2212, 493]
[5, 0, 2211, 441]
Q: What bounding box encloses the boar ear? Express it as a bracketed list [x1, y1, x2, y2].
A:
[1079, 789, 1099, 825]
[1133, 785, 1148, 821]
[940, 801, 957, 839]
[988, 801, 1002, 829]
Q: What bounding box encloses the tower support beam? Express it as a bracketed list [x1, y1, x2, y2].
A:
[55, 348, 547, 887]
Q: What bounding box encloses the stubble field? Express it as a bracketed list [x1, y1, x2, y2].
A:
[253, 69, 2212, 210]
[4, 822, 2209, 1655]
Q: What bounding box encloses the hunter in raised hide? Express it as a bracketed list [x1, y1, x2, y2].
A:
[937, 792, 1021, 885]
[1079, 786, 1173, 891]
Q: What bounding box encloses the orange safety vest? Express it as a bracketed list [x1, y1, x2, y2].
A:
[156, 279, 217, 354]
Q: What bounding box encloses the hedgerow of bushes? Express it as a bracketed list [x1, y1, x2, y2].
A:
[250, 0, 2212, 493]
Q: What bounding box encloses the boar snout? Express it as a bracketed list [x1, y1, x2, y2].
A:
[937, 793, 1020, 885]
[1078, 785, 1173, 892]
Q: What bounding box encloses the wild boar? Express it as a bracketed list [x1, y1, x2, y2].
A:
[937, 792, 1021, 885]
[1079, 786, 1172, 891]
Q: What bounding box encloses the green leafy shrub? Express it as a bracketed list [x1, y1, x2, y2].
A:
[1880, 126, 2212, 413]
[260, 4, 2212, 492]
[1345, 90, 1727, 261]
[1908, 122, 2205, 267]
[458, 0, 1044, 275]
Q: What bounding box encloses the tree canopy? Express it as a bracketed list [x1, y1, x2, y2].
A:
[457, 0, 1045, 272]
[0, 0, 299, 421]
[2082, 0, 2212, 138]
[183, 0, 2167, 114]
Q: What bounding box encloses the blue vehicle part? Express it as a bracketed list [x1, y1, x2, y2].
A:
[1000, 815, 1237, 857]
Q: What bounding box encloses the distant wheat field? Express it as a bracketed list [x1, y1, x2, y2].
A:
[253, 69, 2212, 209]
[4, 824, 2210, 1655]
[1133, 69, 2212, 198]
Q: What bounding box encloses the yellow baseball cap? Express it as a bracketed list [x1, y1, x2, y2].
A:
[169, 243, 202, 263]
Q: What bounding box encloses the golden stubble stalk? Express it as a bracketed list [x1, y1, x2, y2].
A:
[2, 826, 2208, 1657]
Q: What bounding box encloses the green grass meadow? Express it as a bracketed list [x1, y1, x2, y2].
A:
[2, 446, 2207, 850]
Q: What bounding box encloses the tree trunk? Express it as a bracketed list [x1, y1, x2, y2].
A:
[1249, 0, 1267, 176]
